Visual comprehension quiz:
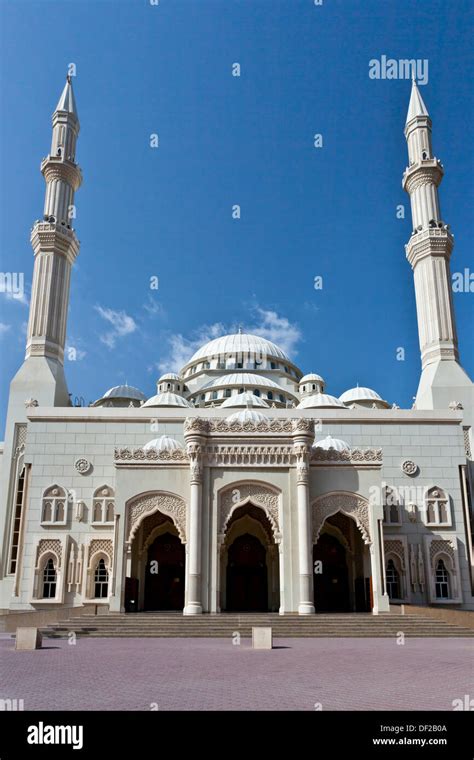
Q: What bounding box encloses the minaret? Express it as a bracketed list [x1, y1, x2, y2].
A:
[8, 75, 82, 409]
[26, 75, 82, 370]
[403, 76, 473, 416]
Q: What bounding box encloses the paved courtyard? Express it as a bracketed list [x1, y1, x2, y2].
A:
[1, 636, 472, 711]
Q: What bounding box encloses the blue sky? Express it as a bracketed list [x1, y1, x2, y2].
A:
[0, 0, 473, 426]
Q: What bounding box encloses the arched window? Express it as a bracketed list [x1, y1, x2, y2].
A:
[253, 389, 260, 397]
[302, 386, 306, 392]
[177, 385, 180, 391]
[425, 487, 450, 526]
[42, 558, 57, 599]
[270, 362, 276, 369]
[94, 559, 109, 599]
[267, 391, 273, 400]
[224, 389, 231, 398]
[386, 559, 401, 599]
[167, 383, 171, 390]
[42, 485, 67, 525]
[92, 487, 115, 525]
[435, 559, 450, 599]
[383, 486, 401, 525]
[279, 395, 285, 403]
[211, 390, 218, 400]
[312, 384, 316, 390]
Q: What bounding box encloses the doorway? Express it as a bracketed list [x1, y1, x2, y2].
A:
[144, 532, 185, 611]
[226, 533, 268, 611]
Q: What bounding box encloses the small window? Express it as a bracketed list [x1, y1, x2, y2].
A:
[42, 558, 57, 599]
[167, 383, 171, 390]
[284, 366, 289, 373]
[212, 390, 218, 400]
[279, 395, 284, 403]
[94, 559, 109, 599]
[386, 559, 401, 600]
[270, 362, 276, 370]
[224, 389, 232, 398]
[201, 394, 205, 401]
[312, 384, 316, 390]
[425, 487, 450, 526]
[239, 388, 244, 394]
[267, 391, 273, 400]
[302, 386, 306, 392]
[435, 559, 450, 599]
[92, 486, 115, 525]
[177, 385, 180, 391]
[41, 485, 67, 525]
[254, 389, 260, 397]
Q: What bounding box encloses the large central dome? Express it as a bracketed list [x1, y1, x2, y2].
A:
[188, 332, 291, 364]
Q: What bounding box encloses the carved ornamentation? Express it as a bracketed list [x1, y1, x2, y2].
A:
[311, 447, 382, 464]
[312, 492, 371, 545]
[384, 539, 405, 570]
[36, 539, 62, 567]
[114, 447, 188, 463]
[74, 457, 92, 474]
[204, 444, 294, 466]
[291, 418, 314, 434]
[127, 492, 187, 543]
[25, 398, 39, 408]
[220, 483, 280, 537]
[448, 401, 463, 410]
[401, 459, 418, 476]
[88, 539, 113, 566]
[207, 418, 293, 434]
[184, 417, 209, 434]
[429, 538, 455, 567]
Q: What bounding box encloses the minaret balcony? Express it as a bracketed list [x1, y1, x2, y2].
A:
[30, 220, 80, 263]
[402, 157, 443, 192]
[41, 155, 82, 190]
[405, 226, 454, 267]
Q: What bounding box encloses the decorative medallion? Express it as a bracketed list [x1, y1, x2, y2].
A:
[74, 457, 92, 475]
[401, 459, 418, 476]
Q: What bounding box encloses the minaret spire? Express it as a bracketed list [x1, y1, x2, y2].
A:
[22, 74, 83, 403]
[402, 79, 472, 411]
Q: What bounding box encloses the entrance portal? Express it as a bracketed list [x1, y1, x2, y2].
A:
[144, 532, 185, 611]
[313, 533, 350, 612]
[226, 533, 268, 612]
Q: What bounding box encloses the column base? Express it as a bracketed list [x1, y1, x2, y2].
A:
[298, 602, 315, 615]
[183, 603, 202, 615]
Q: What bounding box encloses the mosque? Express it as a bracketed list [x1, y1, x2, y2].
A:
[0, 74, 473, 617]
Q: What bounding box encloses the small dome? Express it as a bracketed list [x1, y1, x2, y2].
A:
[297, 393, 347, 409]
[158, 372, 180, 383]
[339, 386, 389, 408]
[300, 373, 324, 384]
[143, 435, 183, 452]
[102, 384, 146, 401]
[313, 435, 350, 452]
[142, 392, 192, 408]
[220, 391, 270, 409]
[226, 409, 268, 424]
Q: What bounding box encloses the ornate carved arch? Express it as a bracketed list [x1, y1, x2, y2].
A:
[312, 491, 371, 545]
[219, 481, 281, 539]
[127, 491, 187, 543]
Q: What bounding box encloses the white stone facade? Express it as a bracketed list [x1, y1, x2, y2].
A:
[0, 76, 473, 616]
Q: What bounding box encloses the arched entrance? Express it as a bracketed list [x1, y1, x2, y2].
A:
[220, 503, 279, 612]
[125, 495, 187, 612]
[313, 511, 370, 612]
[226, 533, 268, 611]
[144, 532, 185, 611]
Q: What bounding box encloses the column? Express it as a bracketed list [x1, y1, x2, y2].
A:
[294, 442, 315, 614]
[183, 442, 203, 614]
[369, 517, 390, 615]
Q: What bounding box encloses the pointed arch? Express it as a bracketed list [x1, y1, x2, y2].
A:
[127, 490, 187, 543]
[311, 491, 371, 545]
[218, 481, 281, 540]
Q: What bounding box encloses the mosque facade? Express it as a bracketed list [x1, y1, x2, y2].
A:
[0, 76, 473, 616]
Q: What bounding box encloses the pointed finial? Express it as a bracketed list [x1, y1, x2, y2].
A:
[67, 74, 72, 84]
[411, 65, 416, 84]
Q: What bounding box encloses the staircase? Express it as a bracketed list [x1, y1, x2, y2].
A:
[39, 612, 474, 638]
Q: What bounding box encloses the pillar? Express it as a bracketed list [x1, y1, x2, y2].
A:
[183, 442, 203, 614]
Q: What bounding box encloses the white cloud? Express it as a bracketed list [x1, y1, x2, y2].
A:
[0, 322, 11, 336]
[157, 322, 226, 374]
[157, 308, 301, 374]
[95, 305, 137, 349]
[246, 308, 302, 357]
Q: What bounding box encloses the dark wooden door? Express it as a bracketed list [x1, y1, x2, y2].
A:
[226, 534, 268, 611]
[313, 534, 350, 612]
[144, 533, 185, 611]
